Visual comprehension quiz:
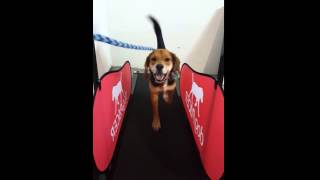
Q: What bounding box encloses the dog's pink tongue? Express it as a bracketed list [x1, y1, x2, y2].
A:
[156, 74, 163, 81]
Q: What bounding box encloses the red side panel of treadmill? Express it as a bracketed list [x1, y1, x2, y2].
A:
[203, 86, 224, 180]
[180, 64, 224, 180]
[180, 65, 216, 154]
[93, 62, 131, 172]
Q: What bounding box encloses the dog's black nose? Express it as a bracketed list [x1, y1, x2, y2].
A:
[156, 64, 163, 71]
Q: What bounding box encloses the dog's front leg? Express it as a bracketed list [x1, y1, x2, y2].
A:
[163, 90, 174, 104]
[150, 92, 161, 131]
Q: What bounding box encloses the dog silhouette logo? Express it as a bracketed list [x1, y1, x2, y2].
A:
[185, 73, 205, 146]
[190, 73, 204, 117]
[112, 72, 123, 115]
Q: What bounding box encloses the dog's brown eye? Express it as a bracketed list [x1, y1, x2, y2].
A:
[165, 58, 170, 62]
[151, 57, 156, 61]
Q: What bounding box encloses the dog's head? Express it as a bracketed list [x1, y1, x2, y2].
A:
[144, 49, 180, 83]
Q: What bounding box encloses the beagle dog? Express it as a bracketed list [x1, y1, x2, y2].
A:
[144, 16, 180, 131]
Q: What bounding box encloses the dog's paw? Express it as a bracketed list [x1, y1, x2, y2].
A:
[152, 119, 161, 131]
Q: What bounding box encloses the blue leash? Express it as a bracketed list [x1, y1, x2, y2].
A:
[93, 34, 155, 51]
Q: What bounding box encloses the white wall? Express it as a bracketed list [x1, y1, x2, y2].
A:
[93, 0, 113, 77]
[93, 0, 224, 74]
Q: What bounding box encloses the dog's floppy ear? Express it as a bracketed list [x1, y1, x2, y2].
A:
[170, 52, 181, 74]
[144, 52, 152, 79]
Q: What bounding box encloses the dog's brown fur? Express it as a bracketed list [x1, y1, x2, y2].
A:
[144, 49, 180, 131]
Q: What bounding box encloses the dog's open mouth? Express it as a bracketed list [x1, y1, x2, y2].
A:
[153, 72, 168, 82]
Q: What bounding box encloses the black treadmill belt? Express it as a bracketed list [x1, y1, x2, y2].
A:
[95, 74, 209, 180]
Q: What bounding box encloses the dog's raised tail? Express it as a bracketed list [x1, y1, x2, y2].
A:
[148, 15, 165, 49]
